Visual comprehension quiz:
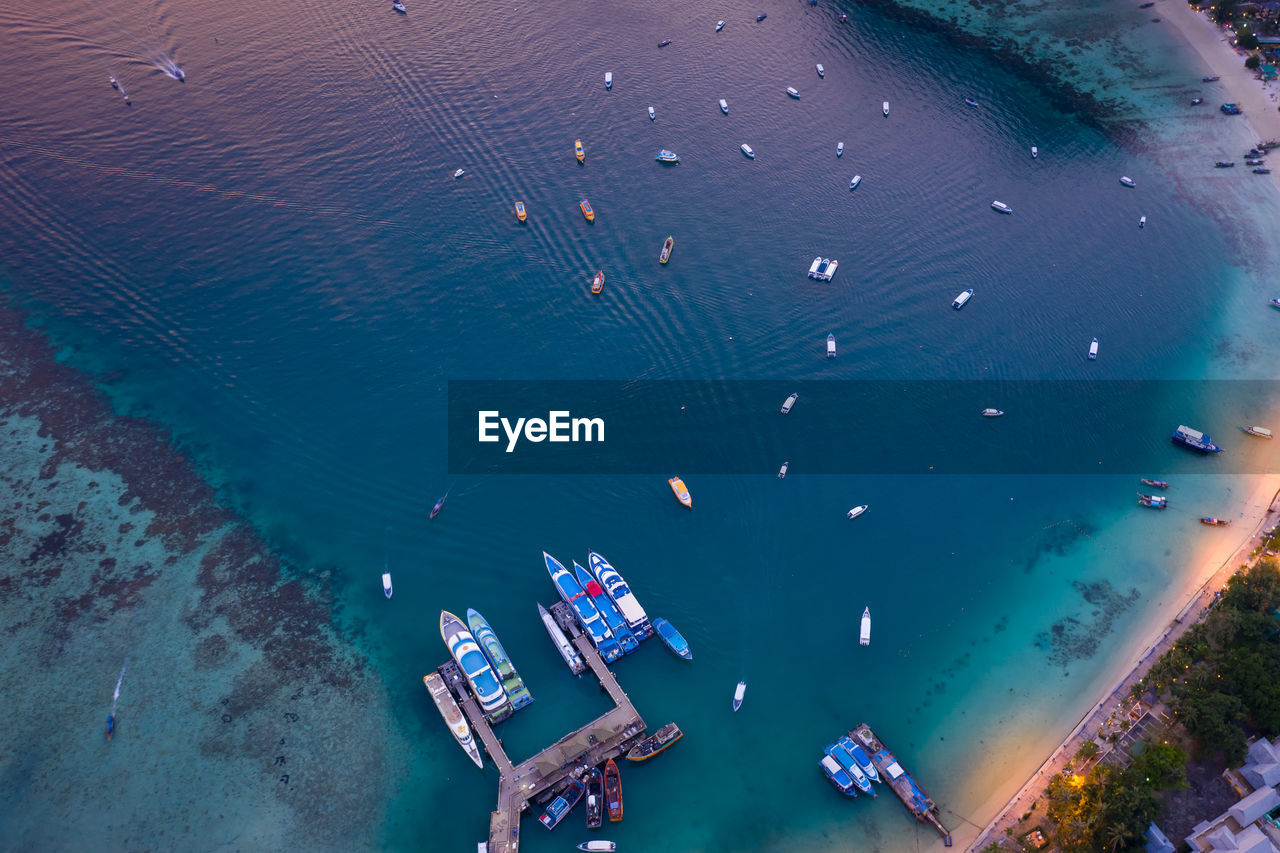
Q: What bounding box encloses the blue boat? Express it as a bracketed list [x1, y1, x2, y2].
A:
[819, 753, 858, 796]
[538, 775, 586, 830]
[1171, 424, 1222, 454]
[574, 562, 639, 654]
[467, 608, 534, 710]
[589, 551, 654, 640]
[544, 552, 623, 663]
[440, 610, 512, 721]
[652, 616, 692, 660]
[837, 735, 880, 784]
[827, 741, 875, 795]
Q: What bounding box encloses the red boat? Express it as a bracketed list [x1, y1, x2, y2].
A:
[1200, 517, 1231, 526]
[603, 758, 623, 822]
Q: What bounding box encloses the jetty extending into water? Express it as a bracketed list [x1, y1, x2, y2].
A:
[851, 723, 953, 847]
[435, 600, 647, 853]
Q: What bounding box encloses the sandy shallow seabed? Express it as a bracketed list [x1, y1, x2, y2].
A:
[0, 306, 410, 851]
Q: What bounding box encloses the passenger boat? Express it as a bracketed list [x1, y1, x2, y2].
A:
[1242, 425, 1273, 439]
[585, 766, 603, 829]
[603, 758, 623, 821]
[820, 753, 858, 795]
[1139, 215, 1146, 228]
[626, 722, 683, 760]
[393, 0, 406, 11]
[787, 87, 800, 98]
[859, 607, 871, 646]
[656, 149, 680, 163]
[648, 106, 655, 120]
[1140, 478, 1169, 489]
[778, 460, 789, 479]
[578, 842, 616, 852]
[658, 39, 671, 47]
[1215, 161, 1235, 168]
[719, 98, 729, 114]
[827, 741, 875, 794]
[1137, 493, 1168, 509]
[576, 139, 585, 162]
[827, 334, 836, 358]
[733, 681, 747, 711]
[1088, 337, 1099, 360]
[514, 202, 527, 223]
[991, 200, 1012, 214]
[817, 64, 825, 78]
[382, 570, 393, 598]
[440, 610, 513, 718]
[591, 271, 605, 294]
[652, 617, 692, 660]
[851, 725, 952, 844]
[538, 601, 586, 675]
[836, 735, 881, 783]
[716, 20, 725, 31]
[1201, 517, 1231, 526]
[580, 200, 594, 221]
[604, 72, 612, 89]
[883, 101, 890, 116]
[575, 562, 639, 654]
[847, 505, 868, 519]
[981, 408, 1004, 417]
[544, 552, 624, 662]
[1171, 424, 1222, 454]
[781, 392, 798, 413]
[741, 143, 755, 159]
[952, 289, 973, 309]
[588, 551, 654, 639]
[539, 776, 586, 829]
[423, 672, 484, 768]
[1120, 176, 1136, 187]
[849, 175, 861, 190]
[1031, 146, 1038, 158]
[964, 97, 979, 106]
[468, 608, 534, 710]
[837, 141, 844, 157]
[659, 236, 674, 264]
[453, 169, 465, 178]
[668, 476, 692, 508]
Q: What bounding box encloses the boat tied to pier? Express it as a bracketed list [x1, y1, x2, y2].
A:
[585, 766, 604, 829]
[545, 551, 623, 662]
[850, 724, 953, 846]
[588, 551, 654, 639]
[827, 741, 875, 795]
[820, 752, 859, 796]
[440, 610, 513, 720]
[604, 757, 623, 821]
[537, 601, 586, 675]
[539, 775, 586, 829]
[626, 722, 683, 760]
[575, 562, 639, 655]
[423, 672, 484, 768]
[467, 608, 534, 710]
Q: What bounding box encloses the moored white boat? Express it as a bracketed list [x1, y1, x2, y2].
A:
[837, 141, 844, 157]
[824, 259, 838, 280]
[882, 101, 889, 116]
[781, 392, 798, 414]
[1243, 425, 1273, 439]
[816, 64, 825, 78]
[423, 672, 484, 768]
[648, 106, 655, 120]
[952, 288, 973, 309]
[827, 334, 836, 358]
[808, 256, 823, 277]
[732, 681, 747, 712]
[1088, 337, 1099, 360]
[719, 98, 729, 114]
[382, 571, 393, 598]
[588, 551, 653, 637]
[847, 505, 868, 520]
[786, 87, 800, 98]
[741, 143, 755, 159]
[578, 843, 616, 853]
[991, 200, 1012, 214]
[849, 175, 861, 190]
[859, 607, 871, 645]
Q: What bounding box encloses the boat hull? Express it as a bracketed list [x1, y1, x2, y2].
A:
[575, 562, 639, 654]
[588, 552, 653, 639]
[626, 722, 683, 760]
[604, 757, 624, 821]
[545, 552, 623, 662]
[423, 673, 484, 768]
[652, 616, 692, 660]
[668, 477, 692, 508]
[441, 611, 512, 720]
[467, 608, 534, 710]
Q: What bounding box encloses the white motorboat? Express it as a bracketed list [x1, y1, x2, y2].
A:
[849, 175, 861, 190]
[716, 20, 725, 31]
[1139, 215, 1146, 228]
[578, 842, 617, 853]
[952, 288, 973, 309]
[981, 408, 1004, 417]
[1031, 146, 1038, 158]
[382, 571, 393, 598]
[991, 200, 1012, 214]
[605, 71, 613, 89]
[1120, 175, 1135, 187]
[847, 505, 868, 520]
[741, 143, 755, 159]
[816, 64, 825, 78]
[827, 333, 836, 358]
[778, 460, 789, 479]
[1088, 337, 1099, 360]
[808, 256, 823, 277]
[732, 681, 747, 711]
[393, 0, 406, 11]
[781, 392, 798, 414]
[1243, 425, 1273, 439]
[423, 673, 484, 768]
[786, 87, 800, 98]
[648, 106, 655, 120]
[453, 168, 464, 178]
[837, 141, 844, 157]
[719, 98, 729, 114]
[882, 101, 889, 116]
[824, 259, 838, 281]
[859, 607, 871, 645]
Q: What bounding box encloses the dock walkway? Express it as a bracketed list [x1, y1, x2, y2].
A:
[853, 724, 953, 847]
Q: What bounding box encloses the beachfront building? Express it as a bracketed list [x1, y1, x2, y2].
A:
[1185, 785, 1280, 853]
[1146, 822, 1176, 853]
[1243, 737, 1280, 790]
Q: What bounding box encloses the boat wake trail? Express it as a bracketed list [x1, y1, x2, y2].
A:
[107, 656, 128, 740]
[154, 52, 184, 81]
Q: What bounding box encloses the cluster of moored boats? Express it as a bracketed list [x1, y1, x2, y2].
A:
[438, 608, 535, 726]
[1133, 423, 1272, 521]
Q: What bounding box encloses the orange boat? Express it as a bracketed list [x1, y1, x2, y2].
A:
[591, 271, 605, 294]
[580, 199, 594, 221]
[603, 758, 623, 822]
[668, 477, 692, 508]
[626, 722, 683, 761]
[575, 139, 585, 162]
[514, 201, 527, 222]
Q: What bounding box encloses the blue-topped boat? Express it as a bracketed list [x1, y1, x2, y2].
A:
[1171, 424, 1222, 454]
[837, 735, 880, 784]
[589, 551, 654, 640]
[827, 741, 875, 795]
[539, 775, 586, 830]
[655, 150, 680, 163]
[440, 610, 512, 721]
[575, 561, 639, 654]
[545, 552, 623, 663]
[651, 616, 692, 660]
[467, 608, 534, 710]
[819, 753, 858, 796]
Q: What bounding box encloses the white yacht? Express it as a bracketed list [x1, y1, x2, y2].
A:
[849, 175, 861, 190]
[719, 98, 729, 114]
[1120, 175, 1135, 187]
[827, 334, 836, 358]
[952, 288, 973, 309]
[605, 71, 613, 89]
[453, 168, 464, 178]
[648, 106, 655, 120]
[882, 101, 890, 116]
[382, 571, 393, 598]
[816, 64, 825, 78]
[732, 681, 747, 711]
[741, 143, 755, 159]
[1088, 337, 1099, 360]
[716, 19, 725, 31]
[847, 505, 868, 520]
[781, 393, 798, 414]
[786, 87, 800, 98]
[991, 200, 1012, 214]
[859, 607, 871, 645]
[837, 141, 844, 157]
[808, 256, 823, 277]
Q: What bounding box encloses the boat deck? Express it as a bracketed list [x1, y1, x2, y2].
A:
[851, 724, 953, 847]
[444, 601, 646, 853]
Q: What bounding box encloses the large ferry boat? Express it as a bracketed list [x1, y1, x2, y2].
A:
[820, 753, 858, 795]
[826, 741, 875, 795]
[574, 562, 639, 654]
[1171, 424, 1222, 454]
[422, 672, 484, 768]
[467, 608, 534, 710]
[440, 610, 512, 719]
[836, 735, 880, 783]
[850, 724, 953, 846]
[588, 551, 654, 639]
[544, 552, 623, 662]
[626, 722, 683, 760]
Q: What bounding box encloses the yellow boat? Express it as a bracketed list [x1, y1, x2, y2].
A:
[575, 139, 585, 162]
[659, 236, 674, 264]
[592, 270, 605, 294]
[668, 477, 692, 509]
[514, 201, 527, 222]
[580, 199, 594, 221]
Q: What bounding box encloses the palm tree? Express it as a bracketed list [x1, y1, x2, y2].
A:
[1104, 821, 1129, 853]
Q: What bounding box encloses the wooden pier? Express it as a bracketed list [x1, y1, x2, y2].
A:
[851, 724, 953, 847]
[437, 601, 647, 853]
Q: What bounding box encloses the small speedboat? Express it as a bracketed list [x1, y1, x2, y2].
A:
[882, 101, 889, 116]
[580, 199, 594, 221]
[429, 496, 445, 519]
[849, 175, 861, 190]
[1201, 517, 1231, 526]
[1140, 478, 1169, 489]
[514, 202, 527, 223]
[1215, 161, 1235, 168]
[106, 714, 115, 741]
[740, 143, 755, 159]
[453, 168, 465, 178]
[109, 76, 119, 89]
[720, 98, 729, 114]
[659, 236, 674, 264]
[964, 97, 979, 107]
[757, 12, 767, 21]
[1120, 176, 1136, 187]
[655, 149, 680, 163]
[839, 11, 848, 21]
[592, 271, 605, 294]
[652, 619, 692, 660]
[847, 505, 868, 520]
[837, 141, 844, 157]
[578, 843, 616, 853]
[732, 681, 747, 711]
[1243, 425, 1274, 439]
[648, 106, 656, 120]
[952, 288, 973, 309]
[575, 139, 585, 162]
[827, 333, 836, 358]
[716, 20, 725, 31]
[1191, 97, 1204, 105]
[1088, 337, 1099, 360]
[816, 64, 825, 78]
[173, 66, 185, 82]
[658, 39, 671, 47]
[605, 72, 612, 89]
[778, 460, 789, 479]
[668, 476, 692, 508]
[382, 571, 393, 598]
[1139, 215, 1146, 228]
[393, 0, 406, 11]
[1031, 146, 1039, 158]
[781, 392, 798, 414]
[859, 607, 871, 645]
[981, 408, 1004, 417]
[991, 200, 1012, 214]
[786, 87, 800, 98]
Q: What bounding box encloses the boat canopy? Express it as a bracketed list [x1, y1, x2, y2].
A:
[586, 580, 605, 597]
[884, 761, 905, 779]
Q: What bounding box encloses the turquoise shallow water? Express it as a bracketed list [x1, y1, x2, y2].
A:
[3, 0, 1280, 850]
